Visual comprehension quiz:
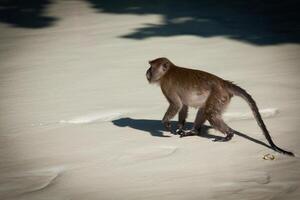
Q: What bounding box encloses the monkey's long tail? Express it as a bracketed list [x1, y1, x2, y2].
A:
[228, 82, 294, 156]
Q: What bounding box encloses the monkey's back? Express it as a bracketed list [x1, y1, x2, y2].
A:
[162, 66, 228, 91]
[160, 65, 233, 108]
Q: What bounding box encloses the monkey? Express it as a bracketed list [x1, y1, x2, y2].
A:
[146, 57, 294, 156]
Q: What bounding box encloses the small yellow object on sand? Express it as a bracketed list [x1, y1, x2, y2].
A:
[263, 154, 275, 160]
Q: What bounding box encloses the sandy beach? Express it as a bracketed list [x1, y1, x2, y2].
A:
[0, 1, 300, 199]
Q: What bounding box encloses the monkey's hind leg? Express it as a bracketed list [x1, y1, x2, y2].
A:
[176, 105, 188, 135]
[180, 107, 206, 138]
[208, 114, 234, 142]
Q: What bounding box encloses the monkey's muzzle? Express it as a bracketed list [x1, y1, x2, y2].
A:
[146, 68, 152, 82]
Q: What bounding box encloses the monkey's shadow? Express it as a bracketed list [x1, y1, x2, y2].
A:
[112, 117, 273, 150]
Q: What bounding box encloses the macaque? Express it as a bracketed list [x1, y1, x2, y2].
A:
[146, 57, 294, 156]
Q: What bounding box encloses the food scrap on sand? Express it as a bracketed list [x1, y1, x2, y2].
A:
[263, 154, 275, 160]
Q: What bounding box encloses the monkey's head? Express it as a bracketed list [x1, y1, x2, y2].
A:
[146, 57, 172, 84]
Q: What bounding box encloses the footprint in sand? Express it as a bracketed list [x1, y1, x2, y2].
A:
[59, 110, 129, 124]
[0, 166, 64, 198]
[224, 108, 279, 122]
[118, 146, 178, 164]
[238, 171, 271, 184]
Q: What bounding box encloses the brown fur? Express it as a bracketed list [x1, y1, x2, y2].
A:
[146, 57, 294, 156]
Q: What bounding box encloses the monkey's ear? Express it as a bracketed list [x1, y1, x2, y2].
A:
[162, 61, 170, 71]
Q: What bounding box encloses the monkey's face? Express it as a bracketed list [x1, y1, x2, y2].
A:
[146, 59, 170, 83]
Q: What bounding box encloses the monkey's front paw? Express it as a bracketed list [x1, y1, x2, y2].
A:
[163, 121, 173, 133]
[180, 129, 198, 138]
[175, 128, 184, 135]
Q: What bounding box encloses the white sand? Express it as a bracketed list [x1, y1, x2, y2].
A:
[1, 1, 300, 199]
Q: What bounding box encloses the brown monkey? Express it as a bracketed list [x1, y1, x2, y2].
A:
[146, 57, 294, 156]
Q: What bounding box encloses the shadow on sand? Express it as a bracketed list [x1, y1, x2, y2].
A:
[87, 0, 300, 45]
[0, 0, 57, 28]
[112, 117, 274, 150]
[1, 0, 299, 45]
